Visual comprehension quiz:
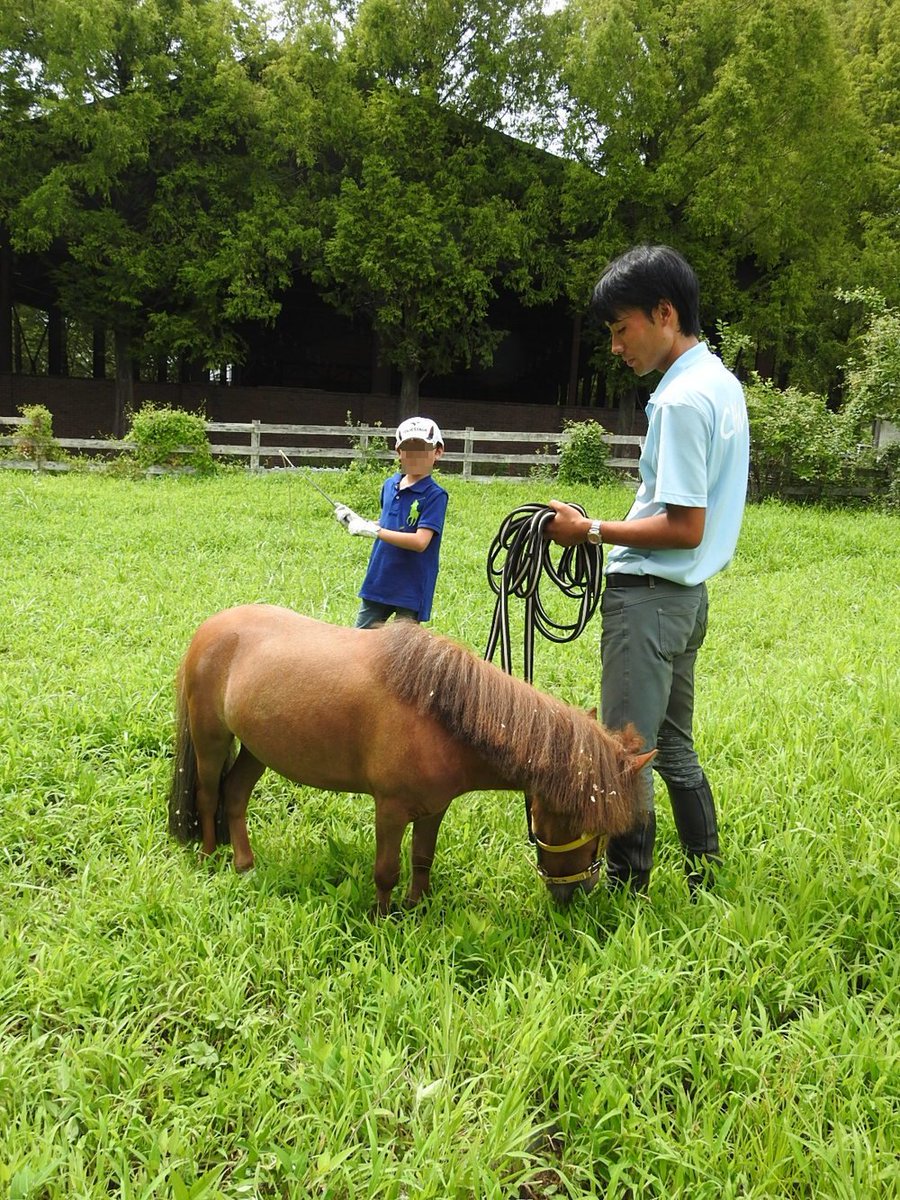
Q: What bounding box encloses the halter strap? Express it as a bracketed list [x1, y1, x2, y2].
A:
[532, 830, 597, 853]
[532, 834, 608, 885]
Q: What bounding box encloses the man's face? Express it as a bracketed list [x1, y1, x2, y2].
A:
[607, 302, 680, 377]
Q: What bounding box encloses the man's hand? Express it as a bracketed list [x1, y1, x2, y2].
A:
[544, 500, 592, 547]
[334, 503, 359, 529]
[348, 516, 380, 539]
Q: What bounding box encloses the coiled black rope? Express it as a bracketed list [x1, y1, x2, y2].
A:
[484, 503, 603, 684]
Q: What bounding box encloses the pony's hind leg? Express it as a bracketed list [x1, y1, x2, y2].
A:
[194, 739, 234, 859]
[221, 745, 265, 873]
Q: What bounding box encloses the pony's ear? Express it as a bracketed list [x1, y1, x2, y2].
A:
[628, 749, 657, 774]
[586, 706, 597, 720]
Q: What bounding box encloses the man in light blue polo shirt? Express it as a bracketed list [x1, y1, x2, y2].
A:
[547, 245, 749, 896]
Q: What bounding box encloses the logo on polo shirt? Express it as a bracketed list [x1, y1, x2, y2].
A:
[407, 500, 421, 526]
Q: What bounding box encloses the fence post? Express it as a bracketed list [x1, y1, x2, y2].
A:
[463, 427, 474, 481]
[250, 420, 260, 471]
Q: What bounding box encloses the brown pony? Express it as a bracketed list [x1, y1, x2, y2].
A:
[168, 605, 652, 912]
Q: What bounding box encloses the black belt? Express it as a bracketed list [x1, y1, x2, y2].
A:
[605, 573, 666, 588]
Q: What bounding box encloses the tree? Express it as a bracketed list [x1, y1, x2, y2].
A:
[553, 0, 869, 394]
[833, 0, 900, 308]
[299, 0, 565, 412]
[0, 0, 307, 431]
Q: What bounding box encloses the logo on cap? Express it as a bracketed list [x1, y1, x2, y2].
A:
[395, 417, 443, 447]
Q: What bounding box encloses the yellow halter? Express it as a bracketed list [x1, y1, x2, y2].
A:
[532, 830, 608, 885]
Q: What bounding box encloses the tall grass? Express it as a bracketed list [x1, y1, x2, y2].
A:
[0, 471, 897, 1199]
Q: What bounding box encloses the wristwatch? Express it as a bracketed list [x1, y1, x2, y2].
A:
[586, 519, 602, 545]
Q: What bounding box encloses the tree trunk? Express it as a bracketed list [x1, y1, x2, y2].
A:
[0, 229, 11, 375]
[92, 328, 106, 379]
[370, 332, 391, 394]
[48, 306, 67, 376]
[399, 366, 420, 419]
[617, 389, 637, 436]
[566, 313, 582, 407]
[113, 329, 133, 438]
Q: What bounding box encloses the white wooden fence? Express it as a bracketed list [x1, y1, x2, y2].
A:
[0, 416, 642, 481]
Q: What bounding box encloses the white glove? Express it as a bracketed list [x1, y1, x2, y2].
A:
[348, 516, 381, 539]
[334, 503, 358, 529]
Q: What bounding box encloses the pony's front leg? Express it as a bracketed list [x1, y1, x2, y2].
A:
[372, 802, 408, 915]
[405, 807, 449, 908]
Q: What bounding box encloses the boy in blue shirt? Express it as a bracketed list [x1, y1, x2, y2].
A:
[336, 417, 449, 628]
[547, 245, 749, 897]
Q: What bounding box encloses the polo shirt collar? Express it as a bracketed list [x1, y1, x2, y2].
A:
[651, 341, 710, 401]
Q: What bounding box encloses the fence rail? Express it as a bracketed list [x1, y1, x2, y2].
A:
[0, 417, 642, 481]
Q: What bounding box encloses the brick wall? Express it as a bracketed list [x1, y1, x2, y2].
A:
[0, 373, 647, 440]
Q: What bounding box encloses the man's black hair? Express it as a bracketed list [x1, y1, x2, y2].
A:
[591, 245, 701, 337]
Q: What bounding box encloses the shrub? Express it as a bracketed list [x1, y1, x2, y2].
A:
[557, 420, 612, 486]
[14, 404, 63, 463]
[874, 440, 900, 512]
[127, 405, 214, 473]
[840, 291, 900, 436]
[744, 378, 858, 496]
[345, 412, 390, 475]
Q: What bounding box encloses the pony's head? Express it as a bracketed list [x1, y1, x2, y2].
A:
[374, 624, 655, 904]
[526, 716, 654, 904]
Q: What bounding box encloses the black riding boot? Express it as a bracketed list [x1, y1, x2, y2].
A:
[667, 773, 721, 895]
[606, 811, 656, 894]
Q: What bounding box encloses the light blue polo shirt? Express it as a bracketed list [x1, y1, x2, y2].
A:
[606, 342, 749, 587]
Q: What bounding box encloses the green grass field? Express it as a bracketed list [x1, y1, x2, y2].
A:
[1, 469, 897, 1199]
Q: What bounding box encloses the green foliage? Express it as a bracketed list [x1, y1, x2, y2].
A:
[127, 405, 215, 473]
[556, 419, 612, 486]
[558, 0, 872, 394]
[745, 378, 862, 496]
[736, 288, 900, 509]
[1, 0, 295, 371]
[13, 404, 63, 463]
[344, 412, 391, 475]
[311, 82, 560, 407]
[1, 0, 897, 411]
[840, 291, 900, 434]
[715, 320, 754, 373]
[873, 440, 900, 513]
[529, 442, 556, 482]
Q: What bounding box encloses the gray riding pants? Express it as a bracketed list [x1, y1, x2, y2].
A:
[600, 577, 709, 811]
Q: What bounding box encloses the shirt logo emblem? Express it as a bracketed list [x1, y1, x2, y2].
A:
[407, 499, 421, 526]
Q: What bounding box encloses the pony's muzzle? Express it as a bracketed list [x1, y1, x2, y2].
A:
[545, 874, 599, 905]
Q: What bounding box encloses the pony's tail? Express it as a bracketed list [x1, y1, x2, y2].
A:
[167, 663, 232, 846]
[168, 663, 200, 843]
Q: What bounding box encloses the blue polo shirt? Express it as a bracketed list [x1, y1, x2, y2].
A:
[358, 472, 449, 621]
[606, 342, 749, 586]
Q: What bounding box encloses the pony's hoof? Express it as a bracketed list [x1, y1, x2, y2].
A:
[234, 857, 255, 875]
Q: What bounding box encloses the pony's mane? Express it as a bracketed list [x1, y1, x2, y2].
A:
[372, 623, 643, 836]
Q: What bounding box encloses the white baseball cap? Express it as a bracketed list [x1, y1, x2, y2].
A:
[395, 417, 443, 447]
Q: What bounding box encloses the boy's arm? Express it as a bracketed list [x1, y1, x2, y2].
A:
[375, 527, 435, 552]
